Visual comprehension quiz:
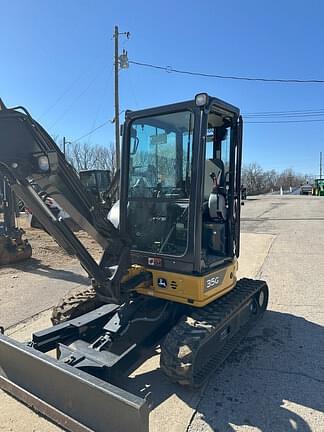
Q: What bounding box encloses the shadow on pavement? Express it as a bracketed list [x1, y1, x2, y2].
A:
[121, 310, 324, 432]
[6, 258, 90, 285]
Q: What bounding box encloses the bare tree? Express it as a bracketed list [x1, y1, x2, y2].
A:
[93, 142, 117, 173]
[242, 163, 306, 195]
[64, 142, 115, 173]
[242, 163, 264, 194]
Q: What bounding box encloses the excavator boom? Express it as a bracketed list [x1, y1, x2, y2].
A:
[0, 100, 129, 302]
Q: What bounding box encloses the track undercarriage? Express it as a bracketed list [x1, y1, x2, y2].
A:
[50, 277, 268, 388]
[0, 277, 268, 432]
[160, 278, 268, 386]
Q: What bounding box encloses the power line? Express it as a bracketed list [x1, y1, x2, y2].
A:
[245, 118, 324, 124]
[69, 110, 124, 145]
[70, 111, 324, 140]
[40, 55, 107, 120]
[62, 59, 324, 141]
[245, 114, 324, 121]
[244, 111, 324, 119]
[39, 71, 87, 120]
[86, 66, 114, 145]
[243, 107, 324, 123]
[70, 113, 324, 142]
[129, 60, 324, 84]
[71, 121, 110, 143]
[69, 106, 324, 139]
[49, 66, 108, 129]
[244, 108, 324, 115]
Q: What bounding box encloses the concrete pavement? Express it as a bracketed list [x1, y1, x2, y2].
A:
[0, 261, 89, 329]
[1, 194, 324, 431]
[188, 195, 324, 432]
[0, 218, 275, 432]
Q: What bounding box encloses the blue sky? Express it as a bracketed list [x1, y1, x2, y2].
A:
[1, 0, 324, 175]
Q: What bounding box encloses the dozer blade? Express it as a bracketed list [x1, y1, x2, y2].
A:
[0, 334, 149, 432]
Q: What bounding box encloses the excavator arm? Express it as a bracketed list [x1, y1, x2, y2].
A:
[0, 99, 153, 431]
[0, 99, 130, 303]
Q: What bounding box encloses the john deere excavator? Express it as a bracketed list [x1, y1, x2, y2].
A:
[0, 94, 268, 432]
[0, 175, 32, 264]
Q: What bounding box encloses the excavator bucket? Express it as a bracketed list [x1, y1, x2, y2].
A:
[0, 227, 32, 265]
[0, 332, 150, 432]
[0, 177, 32, 265]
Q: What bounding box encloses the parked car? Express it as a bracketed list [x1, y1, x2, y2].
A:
[300, 183, 313, 195]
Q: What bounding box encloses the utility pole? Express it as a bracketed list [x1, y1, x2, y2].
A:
[114, 25, 120, 174]
[62, 136, 71, 158]
[320, 151, 322, 179]
[113, 25, 129, 176]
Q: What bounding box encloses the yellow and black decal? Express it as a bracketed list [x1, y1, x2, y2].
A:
[135, 260, 238, 307]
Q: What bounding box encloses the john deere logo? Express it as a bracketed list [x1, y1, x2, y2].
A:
[157, 278, 167, 288]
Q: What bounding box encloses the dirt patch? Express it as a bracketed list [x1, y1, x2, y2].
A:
[0, 214, 103, 276]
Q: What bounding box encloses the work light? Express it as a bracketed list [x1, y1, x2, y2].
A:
[38, 155, 49, 172]
[195, 93, 209, 107]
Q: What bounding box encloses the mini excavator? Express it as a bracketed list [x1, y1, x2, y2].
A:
[0, 94, 268, 432]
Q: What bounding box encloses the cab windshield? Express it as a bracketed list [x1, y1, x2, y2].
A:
[127, 110, 194, 256]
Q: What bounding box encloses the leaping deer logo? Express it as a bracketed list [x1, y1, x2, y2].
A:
[157, 278, 167, 288]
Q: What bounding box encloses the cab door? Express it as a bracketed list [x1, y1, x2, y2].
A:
[233, 115, 243, 258]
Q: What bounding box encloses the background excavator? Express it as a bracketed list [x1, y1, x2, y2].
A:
[312, 178, 324, 196]
[79, 168, 119, 209]
[0, 175, 32, 265]
[0, 94, 268, 432]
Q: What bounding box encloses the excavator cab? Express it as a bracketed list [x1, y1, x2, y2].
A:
[0, 94, 267, 432]
[121, 94, 242, 306]
[122, 95, 242, 265]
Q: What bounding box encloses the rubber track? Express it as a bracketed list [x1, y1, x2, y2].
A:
[160, 278, 268, 387]
[51, 285, 104, 325]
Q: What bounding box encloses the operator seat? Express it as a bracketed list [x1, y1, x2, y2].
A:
[204, 159, 227, 220]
